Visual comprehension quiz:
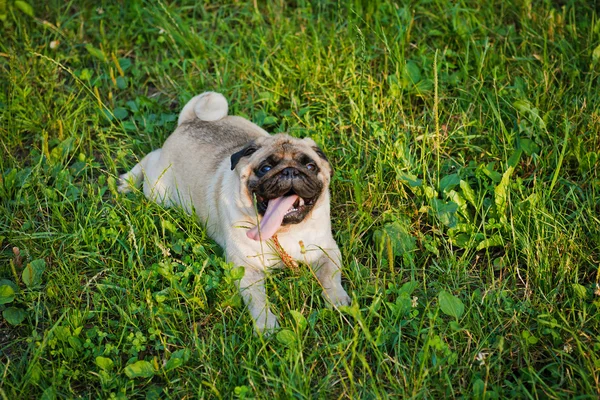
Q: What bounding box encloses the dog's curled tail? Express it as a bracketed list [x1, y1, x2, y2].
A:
[177, 92, 228, 126]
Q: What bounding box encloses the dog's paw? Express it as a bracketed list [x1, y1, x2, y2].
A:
[253, 311, 280, 337]
[117, 174, 133, 193]
[323, 287, 351, 308]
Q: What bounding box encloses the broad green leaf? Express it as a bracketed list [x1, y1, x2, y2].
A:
[452, 233, 471, 248]
[423, 185, 437, 199]
[80, 68, 93, 81]
[234, 386, 251, 398]
[40, 386, 56, 400]
[68, 336, 82, 350]
[513, 100, 545, 129]
[593, 43, 600, 62]
[438, 290, 464, 319]
[449, 321, 461, 331]
[494, 166, 514, 224]
[124, 360, 156, 378]
[0, 0, 7, 21]
[397, 172, 422, 187]
[85, 44, 106, 62]
[54, 326, 71, 341]
[521, 330, 538, 345]
[439, 174, 460, 193]
[446, 190, 468, 218]
[154, 288, 170, 303]
[507, 148, 523, 168]
[402, 61, 421, 86]
[116, 76, 128, 90]
[0, 279, 18, 291]
[572, 283, 587, 299]
[230, 266, 245, 280]
[113, 107, 128, 120]
[373, 217, 416, 258]
[126, 100, 139, 113]
[121, 121, 137, 132]
[422, 234, 440, 256]
[258, 91, 274, 100]
[513, 99, 533, 114]
[276, 329, 296, 347]
[0, 284, 15, 304]
[164, 349, 190, 372]
[160, 113, 175, 124]
[119, 58, 132, 71]
[432, 199, 458, 228]
[3, 307, 26, 325]
[289, 310, 307, 333]
[146, 386, 163, 400]
[95, 356, 114, 371]
[398, 280, 418, 296]
[50, 137, 75, 162]
[392, 292, 412, 316]
[459, 180, 477, 207]
[481, 164, 502, 183]
[262, 115, 278, 125]
[14, 1, 33, 17]
[22, 259, 45, 288]
[473, 379, 485, 398]
[519, 138, 540, 156]
[220, 292, 242, 308]
[475, 234, 504, 251]
[30, 363, 42, 384]
[161, 220, 177, 233]
[414, 78, 433, 93]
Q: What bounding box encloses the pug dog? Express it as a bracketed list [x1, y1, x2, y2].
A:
[118, 92, 350, 334]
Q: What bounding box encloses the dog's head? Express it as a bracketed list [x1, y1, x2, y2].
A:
[230, 134, 332, 240]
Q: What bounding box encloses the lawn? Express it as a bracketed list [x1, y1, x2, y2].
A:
[1, 0, 599, 398]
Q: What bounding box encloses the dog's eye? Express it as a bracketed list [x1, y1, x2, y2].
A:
[306, 163, 317, 171]
[259, 165, 272, 174]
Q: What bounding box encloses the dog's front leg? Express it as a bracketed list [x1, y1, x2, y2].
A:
[236, 265, 279, 335]
[314, 251, 351, 307]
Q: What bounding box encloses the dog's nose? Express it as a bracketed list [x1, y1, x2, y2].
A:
[281, 167, 299, 177]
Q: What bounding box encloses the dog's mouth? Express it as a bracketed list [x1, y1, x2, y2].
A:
[256, 191, 317, 220]
[246, 190, 317, 241]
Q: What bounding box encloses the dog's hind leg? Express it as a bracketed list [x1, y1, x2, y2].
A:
[118, 161, 144, 193]
[119, 149, 185, 210]
[118, 149, 165, 196]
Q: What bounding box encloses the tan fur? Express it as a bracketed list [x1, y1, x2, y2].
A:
[118, 92, 350, 334]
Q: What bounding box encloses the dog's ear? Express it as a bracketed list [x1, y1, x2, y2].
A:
[231, 144, 259, 170]
[312, 146, 333, 177]
[312, 146, 329, 163]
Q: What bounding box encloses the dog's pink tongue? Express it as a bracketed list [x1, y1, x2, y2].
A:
[247, 195, 299, 241]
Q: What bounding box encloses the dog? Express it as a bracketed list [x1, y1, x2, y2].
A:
[118, 92, 350, 334]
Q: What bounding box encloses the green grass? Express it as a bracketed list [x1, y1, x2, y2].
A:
[1, 0, 600, 398]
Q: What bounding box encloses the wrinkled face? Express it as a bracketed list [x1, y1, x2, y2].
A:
[230, 134, 332, 225]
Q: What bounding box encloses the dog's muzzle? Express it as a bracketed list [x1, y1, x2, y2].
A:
[246, 167, 323, 241]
